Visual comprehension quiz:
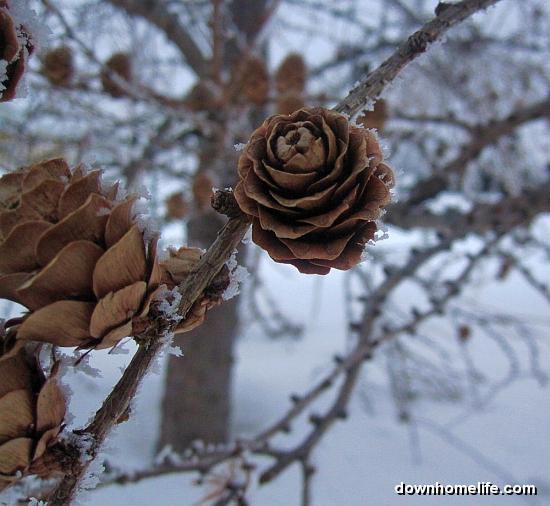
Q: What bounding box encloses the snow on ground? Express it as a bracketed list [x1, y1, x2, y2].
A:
[74, 232, 550, 506]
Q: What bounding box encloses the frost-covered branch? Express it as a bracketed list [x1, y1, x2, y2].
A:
[46, 192, 250, 506]
[334, 0, 503, 118]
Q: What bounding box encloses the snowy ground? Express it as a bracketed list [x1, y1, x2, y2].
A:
[43, 230, 548, 506]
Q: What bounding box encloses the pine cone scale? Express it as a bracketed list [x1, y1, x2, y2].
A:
[0, 221, 51, 274]
[16, 240, 104, 311]
[35, 193, 112, 266]
[0, 389, 34, 442]
[0, 437, 33, 477]
[17, 300, 96, 347]
[92, 225, 148, 299]
[89, 280, 147, 338]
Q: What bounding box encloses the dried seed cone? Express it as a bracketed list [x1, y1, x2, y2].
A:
[42, 46, 73, 87]
[233, 56, 269, 106]
[0, 350, 66, 491]
[165, 192, 189, 220]
[276, 93, 305, 116]
[160, 247, 230, 333]
[357, 99, 388, 133]
[275, 53, 306, 95]
[0, 1, 34, 102]
[0, 158, 162, 349]
[234, 107, 394, 274]
[184, 81, 218, 112]
[101, 52, 132, 98]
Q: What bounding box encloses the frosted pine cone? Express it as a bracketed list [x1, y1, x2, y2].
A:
[0, 349, 66, 491]
[101, 52, 132, 98]
[0, 0, 34, 102]
[42, 46, 74, 87]
[234, 108, 394, 274]
[0, 158, 161, 349]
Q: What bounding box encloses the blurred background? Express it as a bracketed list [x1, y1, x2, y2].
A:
[1, 0, 550, 504]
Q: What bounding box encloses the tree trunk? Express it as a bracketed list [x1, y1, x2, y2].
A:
[157, 0, 267, 454]
[157, 211, 240, 452]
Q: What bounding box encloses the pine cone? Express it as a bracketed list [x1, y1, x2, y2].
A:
[184, 81, 219, 112]
[233, 56, 269, 106]
[0, 0, 34, 102]
[42, 46, 74, 87]
[165, 192, 189, 220]
[101, 52, 132, 98]
[275, 53, 306, 95]
[160, 247, 230, 333]
[276, 93, 305, 116]
[357, 99, 388, 133]
[0, 350, 66, 491]
[234, 107, 394, 274]
[0, 158, 161, 349]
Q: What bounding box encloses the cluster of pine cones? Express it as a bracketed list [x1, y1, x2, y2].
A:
[0, 158, 229, 490]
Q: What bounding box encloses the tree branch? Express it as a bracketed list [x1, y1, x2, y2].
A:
[334, 0, 503, 117]
[106, 0, 208, 77]
[47, 194, 250, 505]
[391, 98, 550, 212]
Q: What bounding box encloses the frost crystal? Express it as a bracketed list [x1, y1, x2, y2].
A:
[222, 250, 249, 301]
[155, 445, 183, 466]
[8, 0, 50, 49]
[28, 499, 47, 506]
[79, 457, 104, 492]
[156, 287, 183, 323]
[373, 221, 389, 242]
[70, 351, 103, 378]
[0, 61, 7, 95]
[168, 344, 183, 357]
[241, 227, 252, 245]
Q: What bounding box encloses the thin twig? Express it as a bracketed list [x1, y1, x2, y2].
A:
[334, 0, 503, 117]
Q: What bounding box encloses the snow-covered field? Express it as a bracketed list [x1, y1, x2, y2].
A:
[54, 231, 549, 506]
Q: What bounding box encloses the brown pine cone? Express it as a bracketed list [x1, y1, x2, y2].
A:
[160, 246, 230, 333]
[165, 192, 189, 220]
[357, 99, 388, 133]
[42, 46, 74, 87]
[234, 108, 394, 274]
[0, 350, 66, 491]
[184, 81, 219, 112]
[100, 52, 132, 98]
[275, 53, 307, 95]
[0, 158, 161, 349]
[276, 93, 305, 116]
[233, 55, 269, 106]
[0, 1, 34, 102]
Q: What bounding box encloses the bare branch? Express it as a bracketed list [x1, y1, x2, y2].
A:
[46, 194, 250, 505]
[106, 0, 208, 77]
[334, 0, 503, 117]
